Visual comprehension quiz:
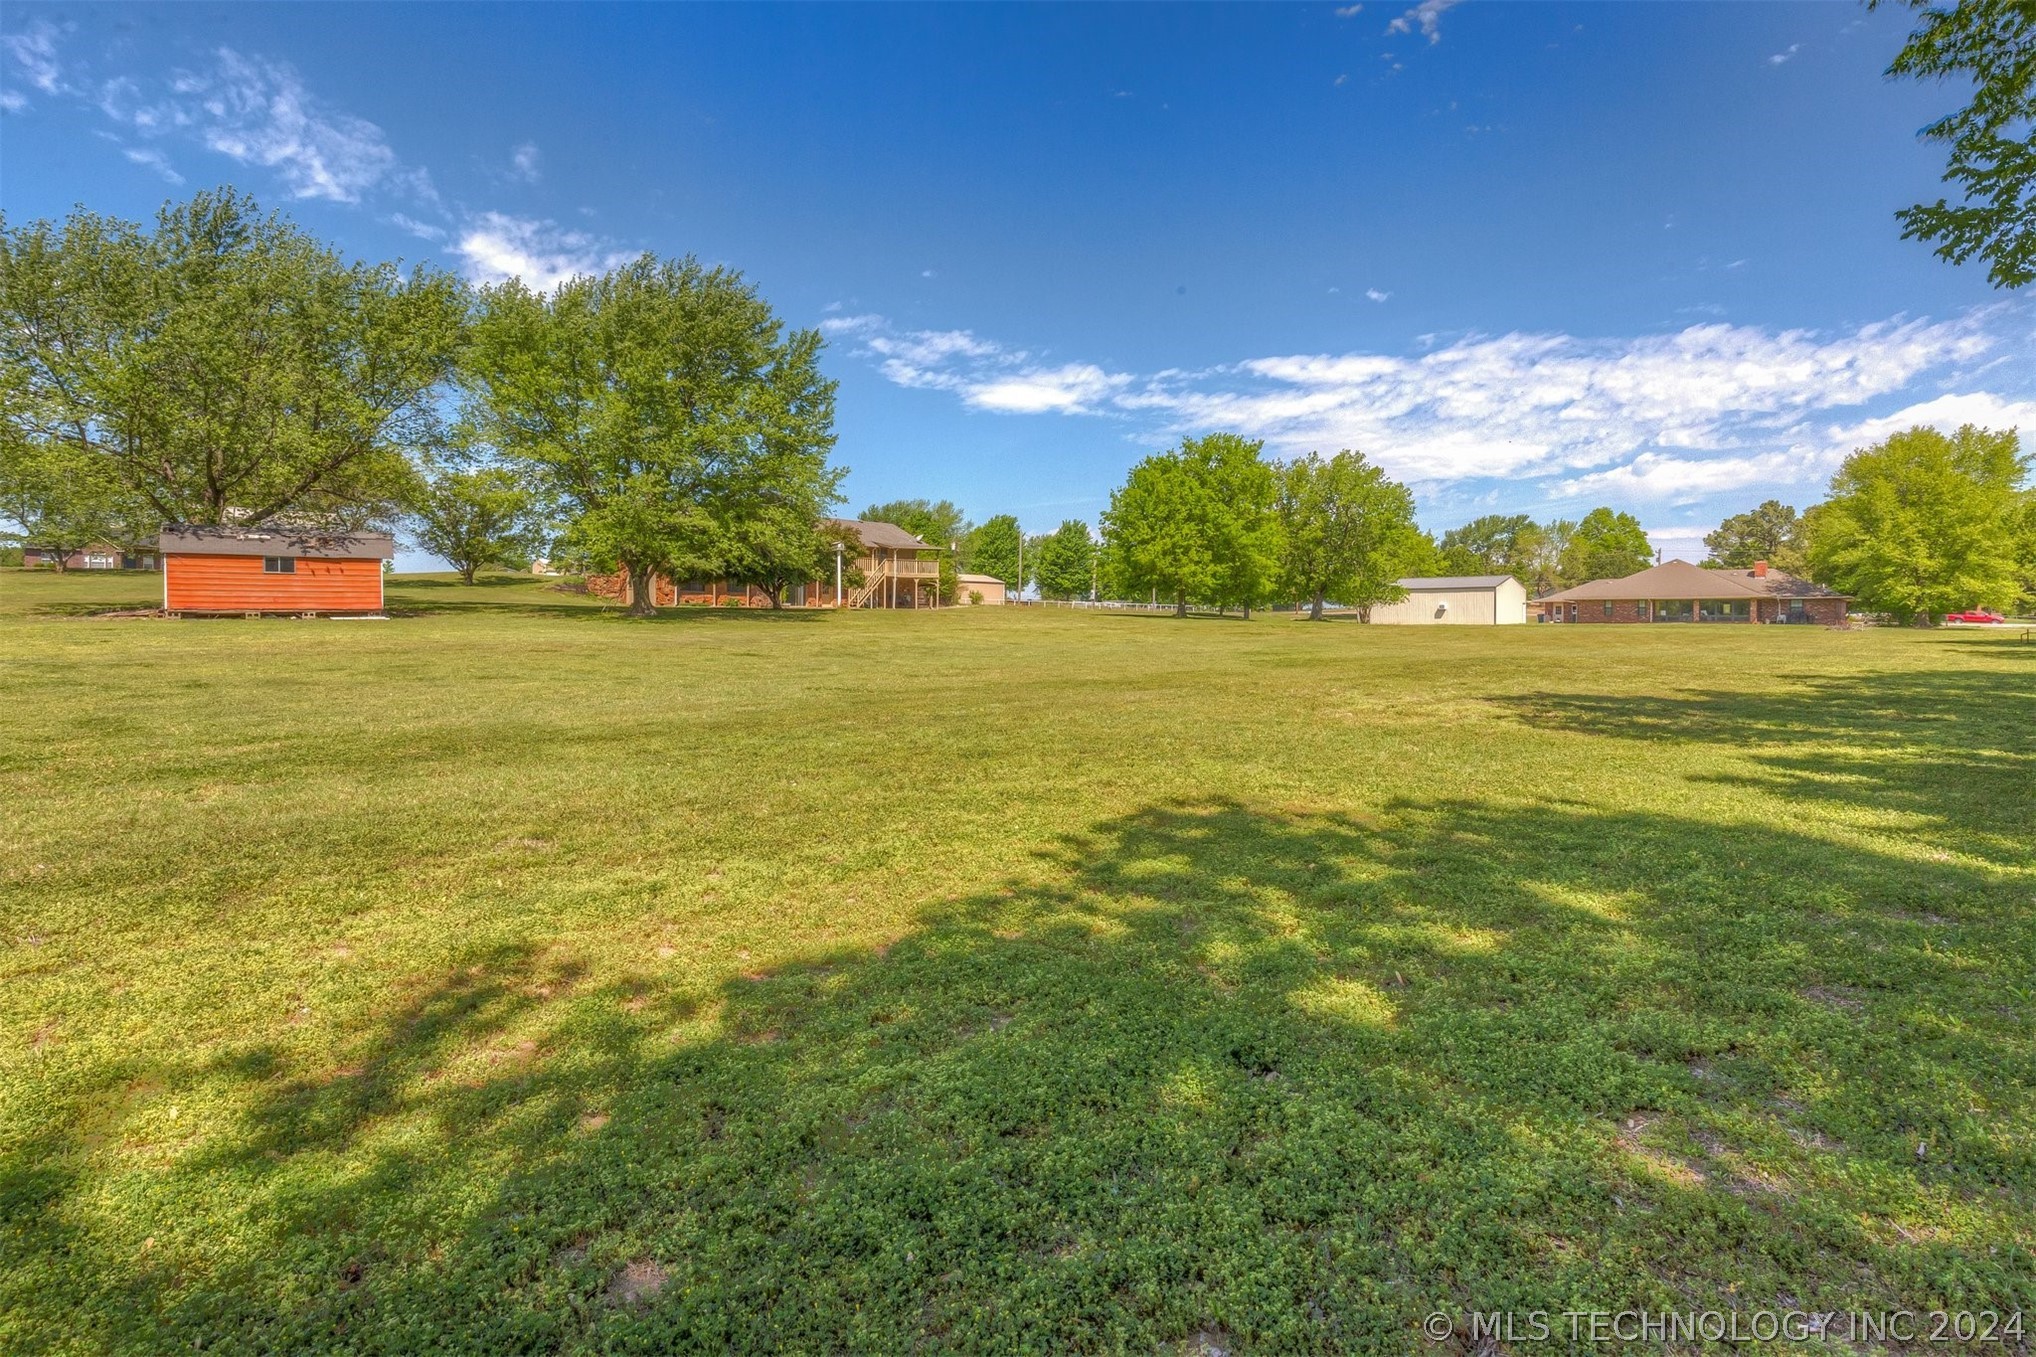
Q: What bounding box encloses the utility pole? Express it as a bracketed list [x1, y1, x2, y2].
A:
[834, 541, 843, 607]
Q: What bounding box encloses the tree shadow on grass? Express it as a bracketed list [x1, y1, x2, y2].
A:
[386, 594, 836, 625]
[8, 791, 2031, 1354]
[1498, 665, 2036, 870]
[1100, 609, 1260, 623]
[13, 594, 165, 619]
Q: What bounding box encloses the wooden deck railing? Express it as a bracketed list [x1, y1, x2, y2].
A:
[860, 557, 940, 579]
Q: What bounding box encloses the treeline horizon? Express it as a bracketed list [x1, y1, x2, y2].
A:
[4, 190, 2031, 623]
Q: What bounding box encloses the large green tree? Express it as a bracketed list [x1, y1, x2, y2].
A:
[1560, 507, 1654, 585]
[2003, 488, 2036, 610]
[0, 189, 464, 529]
[1204, 436, 1280, 617]
[409, 464, 543, 585]
[1522, 518, 1576, 595]
[964, 514, 1024, 590]
[1102, 433, 1276, 617]
[723, 506, 845, 609]
[1103, 450, 1213, 614]
[720, 422, 849, 608]
[1703, 499, 1807, 573]
[1436, 513, 1546, 586]
[1882, 0, 2036, 289]
[1805, 423, 2029, 622]
[861, 498, 969, 547]
[2016, 490, 2036, 612]
[464, 255, 836, 617]
[1031, 519, 1097, 601]
[0, 436, 137, 569]
[1273, 450, 1420, 621]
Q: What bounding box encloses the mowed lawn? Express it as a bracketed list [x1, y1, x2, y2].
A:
[2, 570, 2031, 1355]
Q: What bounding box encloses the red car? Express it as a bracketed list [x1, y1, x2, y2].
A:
[1945, 610, 2006, 624]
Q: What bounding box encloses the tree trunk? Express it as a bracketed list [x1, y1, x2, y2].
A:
[1175, 591, 1188, 618]
[1309, 590, 1325, 621]
[625, 564, 658, 618]
[1358, 604, 1373, 623]
[461, 565, 478, 586]
[764, 582, 784, 610]
[1242, 604, 1251, 620]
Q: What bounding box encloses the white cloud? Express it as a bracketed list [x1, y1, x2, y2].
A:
[2, 20, 64, 96]
[121, 144, 182, 183]
[1556, 389, 2036, 506]
[1559, 449, 1821, 502]
[184, 49, 400, 202]
[1365, 287, 1391, 303]
[454, 212, 636, 290]
[1816, 390, 2036, 455]
[1644, 524, 1714, 563]
[25, 38, 643, 286]
[389, 212, 447, 242]
[1768, 44, 1801, 66]
[829, 309, 2023, 499]
[1334, 4, 1364, 16]
[1, 88, 26, 113]
[821, 315, 1129, 415]
[81, 48, 402, 203]
[1385, 0, 1463, 44]
[969, 364, 1131, 414]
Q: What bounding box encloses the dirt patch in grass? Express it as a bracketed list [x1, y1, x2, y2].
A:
[606, 1258, 666, 1306]
[1801, 984, 1866, 1012]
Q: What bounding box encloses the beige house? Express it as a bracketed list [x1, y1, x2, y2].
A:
[1366, 575, 1528, 625]
[956, 573, 1009, 605]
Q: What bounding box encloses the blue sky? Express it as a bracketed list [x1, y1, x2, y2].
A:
[4, 1, 2032, 567]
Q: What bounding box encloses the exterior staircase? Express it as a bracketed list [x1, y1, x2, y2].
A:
[846, 561, 893, 609]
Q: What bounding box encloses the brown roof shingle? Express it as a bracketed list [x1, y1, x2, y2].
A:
[821, 519, 938, 551]
[1539, 559, 1846, 602]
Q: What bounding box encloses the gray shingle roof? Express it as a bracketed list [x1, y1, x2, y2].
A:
[158, 524, 395, 560]
[821, 518, 938, 550]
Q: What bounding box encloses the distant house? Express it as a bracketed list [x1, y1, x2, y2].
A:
[591, 519, 947, 609]
[159, 525, 395, 614]
[1365, 575, 1528, 625]
[956, 573, 1009, 605]
[1537, 559, 1848, 624]
[23, 544, 158, 571]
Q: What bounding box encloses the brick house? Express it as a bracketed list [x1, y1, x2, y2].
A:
[23, 544, 158, 570]
[590, 519, 946, 609]
[1537, 558, 1849, 625]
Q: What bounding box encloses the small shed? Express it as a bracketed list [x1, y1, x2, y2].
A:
[1365, 575, 1527, 625]
[956, 573, 1009, 605]
[160, 525, 395, 615]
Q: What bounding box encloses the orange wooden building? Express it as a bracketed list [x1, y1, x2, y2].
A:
[159, 525, 396, 615]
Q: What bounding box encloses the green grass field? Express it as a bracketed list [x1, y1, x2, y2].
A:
[3, 569, 2031, 1355]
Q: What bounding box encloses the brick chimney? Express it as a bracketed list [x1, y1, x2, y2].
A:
[1752, 560, 1769, 577]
